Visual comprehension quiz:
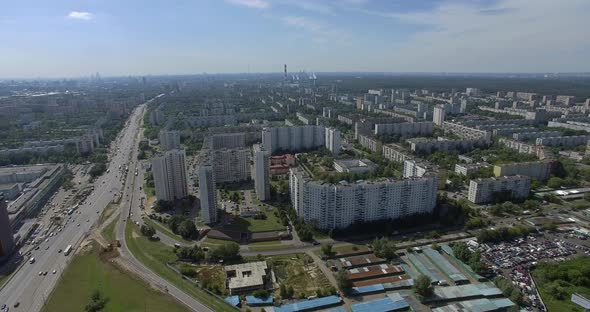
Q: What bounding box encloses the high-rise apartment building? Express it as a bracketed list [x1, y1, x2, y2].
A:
[0, 194, 15, 262]
[152, 150, 188, 202]
[324, 127, 341, 155]
[159, 130, 181, 151]
[209, 133, 246, 150]
[289, 168, 438, 230]
[209, 149, 251, 183]
[262, 126, 325, 154]
[433, 105, 446, 126]
[198, 165, 218, 224]
[252, 144, 270, 201]
[468, 175, 530, 204]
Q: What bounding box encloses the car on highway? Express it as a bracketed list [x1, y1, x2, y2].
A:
[13, 302, 19, 308]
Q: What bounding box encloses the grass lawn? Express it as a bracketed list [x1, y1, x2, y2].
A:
[266, 253, 332, 298]
[532, 257, 590, 312]
[332, 244, 369, 253]
[42, 243, 190, 312]
[201, 237, 233, 246]
[176, 263, 227, 296]
[223, 208, 286, 233]
[98, 202, 118, 225]
[125, 221, 235, 312]
[101, 215, 118, 242]
[143, 217, 192, 243]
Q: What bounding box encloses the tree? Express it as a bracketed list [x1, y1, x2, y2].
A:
[177, 219, 197, 239]
[372, 237, 397, 260]
[140, 224, 156, 237]
[321, 243, 334, 257]
[208, 242, 241, 262]
[252, 290, 269, 298]
[336, 269, 351, 291]
[542, 223, 558, 232]
[85, 290, 108, 312]
[176, 246, 205, 262]
[280, 284, 287, 298]
[414, 274, 433, 297]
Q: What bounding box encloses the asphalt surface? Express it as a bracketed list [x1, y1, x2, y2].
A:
[0, 100, 150, 311]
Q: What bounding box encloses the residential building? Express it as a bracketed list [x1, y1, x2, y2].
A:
[407, 137, 489, 155]
[493, 161, 553, 181]
[159, 130, 181, 151]
[209, 133, 246, 149]
[512, 131, 562, 141]
[454, 163, 489, 176]
[325, 127, 341, 155]
[465, 88, 481, 96]
[382, 143, 412, 163]
[536, 135, 590, 147]
[262, 125, 325, 154]
[374, 122, 434, 137]
[198, 165, 218, 224]
[358, 134, 382, 153]
[252, 145, 270, 201]
[433, 105, 446, 126]
[289, 167, 438, 230]
[0, 195, 15, 263]
[152, 150, 188, 202]
[403, 159, 437, 178]
[468, 175, 531, 204]
[209, 149, 251, 183]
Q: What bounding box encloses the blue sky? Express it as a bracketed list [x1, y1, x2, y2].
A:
[1, 0, 589, 78]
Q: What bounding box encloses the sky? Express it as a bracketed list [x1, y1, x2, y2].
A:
[1, 0, 589, 78]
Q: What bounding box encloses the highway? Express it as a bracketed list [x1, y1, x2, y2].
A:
[112, 108, 213, 312]
[0, 101, 146, 311]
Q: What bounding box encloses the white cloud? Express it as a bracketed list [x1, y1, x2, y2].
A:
[226, 0, 270, 9]
[67, 11, 93, 20]
[358, 0, 590, 72]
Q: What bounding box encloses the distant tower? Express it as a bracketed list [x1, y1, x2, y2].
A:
[284, 64, 288, 80]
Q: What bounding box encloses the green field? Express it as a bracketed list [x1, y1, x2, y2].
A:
[125, 221, 236, 312]
[248, 241, 291, 251]
[42, 243, 190, 312]
[143, 217, 193, 243]
[265, 253, 332, 298]
[533, 256, 590, 312]
[223, 207, 286, 233]
[101, 214, 118, 242]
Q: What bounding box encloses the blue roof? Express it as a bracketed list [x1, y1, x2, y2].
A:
[348, 284, 385, 296]
[224, 296, 240, 307]
[274, 295, 342, 312]
[246, 296, 274, 306]
[351, 297, 409, 312]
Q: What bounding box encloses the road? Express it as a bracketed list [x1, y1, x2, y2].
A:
[112, 106, 213, 312]
[0, 101, 148, 311]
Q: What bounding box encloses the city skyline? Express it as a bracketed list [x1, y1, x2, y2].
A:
[1, 0, 590, 78]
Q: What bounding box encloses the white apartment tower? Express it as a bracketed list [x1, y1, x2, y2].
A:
[159, 130, 181, 151]
[325, 127, 341, 155]
[151, 149, 188, 202]
[252, 144, 270, 201]
[433, 105, 446, 126]
[198, 165, 218, 224]
[210, 149, 251, 183]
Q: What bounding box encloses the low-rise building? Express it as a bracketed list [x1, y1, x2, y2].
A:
[358, 134, 382, 153]
[454, 163, 489, 176]
[334, 159, 377, 174]
[382, 143, 412, 163]
[225, 261, 272, 295]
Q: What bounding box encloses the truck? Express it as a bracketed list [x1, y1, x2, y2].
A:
[63, 244, 73, 256]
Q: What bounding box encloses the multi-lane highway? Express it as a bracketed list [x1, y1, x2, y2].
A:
[0, 102, 146, 311]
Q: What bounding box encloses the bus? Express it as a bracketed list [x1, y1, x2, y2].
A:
[63, 245, 73, 256]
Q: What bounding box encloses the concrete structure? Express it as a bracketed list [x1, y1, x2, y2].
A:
[443, 122, 492, 141]
[382, 144, 412, 163]
[358, 134, 382, 153]
[158, 130, 181, 151]
[151, 150, 188, 202]
[454, 163, 489, 176]
[407, 137, 489, 155]
[468, 175, 531, 204]
[403, 159, 437, 178]
[0, 195, 15, 263]
[465, 88, 481, 96]
[433, 105, 446, 126]
[334, 159, 377, 174]
[493, 161, 553, 181]
[512, 131, 562, 141]
[325, 127, 341, 155]
[498, 138, 552, 160]
[289, 167, 438, 230]
[209, 133, 246, 149]
[208, 149, 251, 183]
[225, 261, 272, 295]
[198, 165, 218, 224]
[252, 144, 270, 201]
[262, 125, 325, 154]
[536, 135, 590, 147]
[374, 122, 434, 137]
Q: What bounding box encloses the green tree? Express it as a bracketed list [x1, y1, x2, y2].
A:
[414, 274, 433, 297]
[321, 243, 334, 257]
[85, 290, 108, 312]
[140, 224, 156, 237]
[372, 237, 397, 260]
[336, 269, 351, 291]
[177, 219, 197, 239]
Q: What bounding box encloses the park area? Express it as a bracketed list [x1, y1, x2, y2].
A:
[42, 243, 189, 312]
